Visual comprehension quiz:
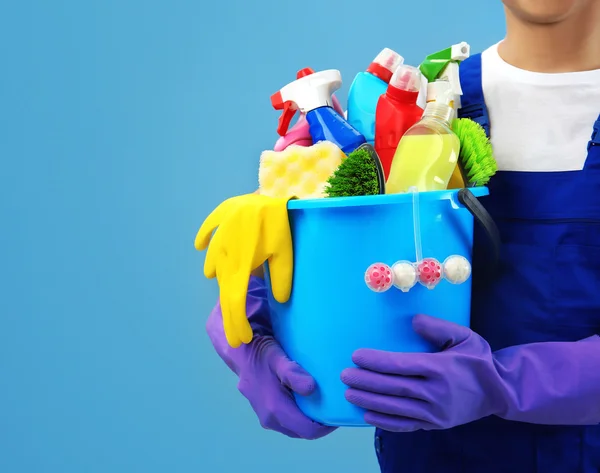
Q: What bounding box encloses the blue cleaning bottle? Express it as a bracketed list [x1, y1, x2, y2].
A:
[347, 48, 404, 145]
[271, 69, 366, 155]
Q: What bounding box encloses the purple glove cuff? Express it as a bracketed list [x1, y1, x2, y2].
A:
[494, 335, 600, 425]
[205, 276, 272, 375]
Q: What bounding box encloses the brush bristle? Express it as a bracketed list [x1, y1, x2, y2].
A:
[325, 148, 379, 198]
[452, 118, 497, 186]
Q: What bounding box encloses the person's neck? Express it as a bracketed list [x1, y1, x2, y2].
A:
[498, 5, 600, 73]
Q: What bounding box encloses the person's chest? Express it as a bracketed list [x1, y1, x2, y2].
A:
[481, 70, 600, 172]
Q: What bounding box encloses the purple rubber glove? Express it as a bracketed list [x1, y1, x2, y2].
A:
[206, 276, 336, 440]
[342, 313, 600, 432]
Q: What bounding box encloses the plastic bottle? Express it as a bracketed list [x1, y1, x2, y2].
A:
[374, 64, 424, 179]
[385, 89, 460, 194]
[271, 69, 366, 154]
[347, 48, 404, 145]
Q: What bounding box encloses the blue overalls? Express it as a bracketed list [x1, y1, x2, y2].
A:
[374, 53, 600, 473]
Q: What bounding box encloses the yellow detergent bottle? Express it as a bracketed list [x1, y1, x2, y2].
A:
[385, 88, 460, 193]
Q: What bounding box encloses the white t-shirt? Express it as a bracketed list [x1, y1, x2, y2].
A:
[481, 42, 600, 172]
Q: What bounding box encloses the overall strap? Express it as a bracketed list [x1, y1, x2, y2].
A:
[586, 114, 600, 168]
[457, 53, 491, 138]
[589, 114, 600, 152]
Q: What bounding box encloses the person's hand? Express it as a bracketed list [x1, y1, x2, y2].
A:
[207, 294, 336, 440]
[341, 314, 505, 432]
[236, 335, 337, 439]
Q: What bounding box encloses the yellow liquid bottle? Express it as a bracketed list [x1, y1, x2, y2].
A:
[385, 97, 460, 194]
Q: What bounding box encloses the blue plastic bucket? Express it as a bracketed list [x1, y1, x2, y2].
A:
[266, 187, 492, 427]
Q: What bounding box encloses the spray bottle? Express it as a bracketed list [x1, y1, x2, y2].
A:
[419, 42, 470, 114]
[271, 69, 366, 154]
[346, 48, 404, 145]
[385, 86, 460, 194]
[273, 68, 346, 152]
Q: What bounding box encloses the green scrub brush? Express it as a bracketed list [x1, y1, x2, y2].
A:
[325, 143, 385, 197]
[451, 118, 497, 187]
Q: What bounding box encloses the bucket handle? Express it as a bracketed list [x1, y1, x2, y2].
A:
[457, 188, 501, 270]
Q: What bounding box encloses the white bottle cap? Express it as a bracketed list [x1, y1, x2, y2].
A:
[389, 64, 422, 93]
[374, 48, 404, 71]
[367, 48, 404, 82]
[424, 81, 455, 123]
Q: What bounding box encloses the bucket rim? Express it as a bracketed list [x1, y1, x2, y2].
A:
[288, 187, 489, 210]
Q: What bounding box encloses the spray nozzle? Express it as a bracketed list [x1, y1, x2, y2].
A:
[451, 42, 470, 61]
[419, 42, 471, 109]
[271, 69, 342, 136]
[419, 41, 471, 82]
[270, 67, 317, 136]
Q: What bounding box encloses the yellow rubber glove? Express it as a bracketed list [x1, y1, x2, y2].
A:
[194, 194, 294, 348]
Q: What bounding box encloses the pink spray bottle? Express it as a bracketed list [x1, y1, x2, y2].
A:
[273, 67, 345, 152]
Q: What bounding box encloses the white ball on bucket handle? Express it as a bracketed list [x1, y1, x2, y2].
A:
[443, 255, 472, 284]
[391, 260, 418, 292]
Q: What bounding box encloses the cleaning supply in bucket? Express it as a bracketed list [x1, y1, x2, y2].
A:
[420, 42, 470, 111]
[347, 48, 404, 145]
[374, 64, 424, 179]
[259, 141, 347, 199]
[271, 69, 366, 154]
[451, 118, 497, 187]
[274, 67, 346, 152]
[385, 88, 460, 194]
[194, 194, 294, 348]
[324, 144, 385, 197]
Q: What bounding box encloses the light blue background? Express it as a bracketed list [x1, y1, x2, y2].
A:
[0, 1, 504, 472]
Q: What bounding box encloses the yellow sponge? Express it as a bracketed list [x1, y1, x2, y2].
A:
[259, 141, 346, 199]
